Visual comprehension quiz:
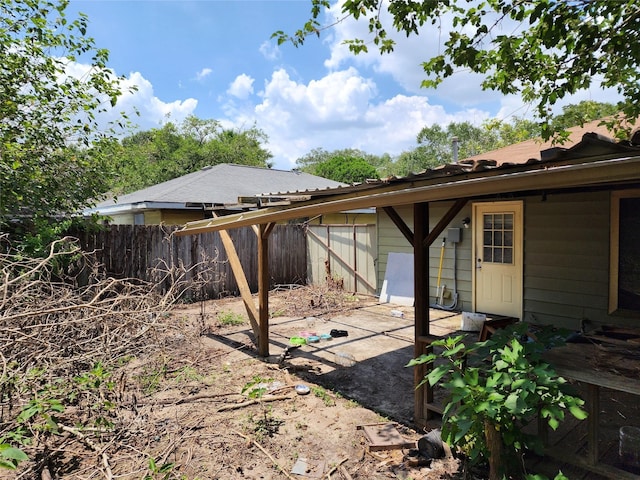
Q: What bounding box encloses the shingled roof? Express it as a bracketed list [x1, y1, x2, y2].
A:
[463, 118, 640, 165]
[87, 164, 344, 215]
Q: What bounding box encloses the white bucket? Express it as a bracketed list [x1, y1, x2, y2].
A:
[461, 312, 486, 332]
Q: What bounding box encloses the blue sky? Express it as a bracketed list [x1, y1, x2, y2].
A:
[68, 0, 621, 170]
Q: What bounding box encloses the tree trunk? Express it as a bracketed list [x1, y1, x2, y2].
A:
[484, 420, 524, 480]
[485, 420, 507, 480]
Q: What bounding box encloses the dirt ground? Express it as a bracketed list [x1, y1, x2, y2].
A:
[144, 286, 464, 480]
[2, 285, 463, 480]
[8, 283, 633, 479]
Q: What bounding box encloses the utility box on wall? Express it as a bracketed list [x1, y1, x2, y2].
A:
[447, 227, 461, 243]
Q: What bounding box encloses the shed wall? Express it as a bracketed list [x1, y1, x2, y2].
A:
[307, 224, 377, 294]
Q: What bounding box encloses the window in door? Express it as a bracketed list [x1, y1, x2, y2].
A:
[482, 213, 514, 265]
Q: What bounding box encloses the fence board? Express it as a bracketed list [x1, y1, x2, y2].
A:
[68, 224, 307, 299]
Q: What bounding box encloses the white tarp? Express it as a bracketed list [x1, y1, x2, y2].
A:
[379, 252, 414, 306]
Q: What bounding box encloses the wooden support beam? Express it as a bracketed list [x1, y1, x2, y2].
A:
[261, 222, 276, 238]
[217, 228, 261, 344]
[257, 223, 274, 357]
[423, 198, 468, 247]
[413, 202, 431, 424]
[382, 206, 414, 247]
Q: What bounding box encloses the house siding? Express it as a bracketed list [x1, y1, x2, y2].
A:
[107, 213, 135, 225]
[376, 193, 629, 331]
[161, 210, 206, 225]
[523, 191, 612, 330]
[313, 212, 376, 225]
[376, 203, 473, 310]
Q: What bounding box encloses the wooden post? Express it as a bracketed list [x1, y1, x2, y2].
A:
[413, 202, 431, 424]
[217, 228, 261, 343]
[257, 223, 274, 357]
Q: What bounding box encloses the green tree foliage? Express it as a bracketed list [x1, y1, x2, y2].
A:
[550, 100, 621, 132]
[408, 323, 587, 480]
[314, 154, 380, 183]
[295, 148, 390, 177]
[389, 117, 540, 176]
[111, 116, 273, 194]
[388, 100, 615, 176]
[277, 0, 637, 138]
[293, 101, 618, 180]
[0, 0, 127, 233]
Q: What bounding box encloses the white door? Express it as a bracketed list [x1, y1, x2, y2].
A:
[473, 201, 523, 319]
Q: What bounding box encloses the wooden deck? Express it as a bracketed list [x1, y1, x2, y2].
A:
[527, 383, 640, 479]
[535, 343, 640, 479]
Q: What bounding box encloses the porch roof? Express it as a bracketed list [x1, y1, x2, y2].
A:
[178, 130, 640, 235]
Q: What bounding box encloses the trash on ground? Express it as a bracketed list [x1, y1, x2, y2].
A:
[295, 384, 311, 395]
[334, 351, 356, 367]
[330, 329, 348, 338]
[417, 429, 445, 459]
[357, 423, 416, 451]
[291, 457, 325, 478]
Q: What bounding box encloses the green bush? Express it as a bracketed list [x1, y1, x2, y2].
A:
[408, 323, 586, 480]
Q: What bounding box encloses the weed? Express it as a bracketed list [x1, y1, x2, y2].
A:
[143, 457, 175, 480]
[241, 376, 273, 399]
[311, 386, 335, 407]
[216, 310, 245, 326]
[171, 366, 203, 384]
[345, 399, 360, 409]
[247, 407, 283, 440]
[137, 363, 168, 395]
[0, 443, 28, 470]
[409, 323, 586, 479]
[117, 355, 136, 366]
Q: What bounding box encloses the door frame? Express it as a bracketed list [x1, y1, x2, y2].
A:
[471, 200, 524, 318]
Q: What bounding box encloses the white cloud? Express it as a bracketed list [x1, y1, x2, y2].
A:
[322, 0, 628, 119]
[227, 74, 255, 99]
[62, 61, 198, 133]
[195, 68, 212, 81]
[259, 40, 281, 61]
[229, 68, 492, 169]
[114, 72, 198, 128]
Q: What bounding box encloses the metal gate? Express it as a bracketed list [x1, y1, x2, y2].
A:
[307, 224, 377, 295]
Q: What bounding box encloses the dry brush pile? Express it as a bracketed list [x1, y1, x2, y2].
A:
[0, 236, 213, 479]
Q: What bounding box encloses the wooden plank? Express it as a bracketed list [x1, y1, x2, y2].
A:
[544, 344, 640, 395]
[257, 223, 272, 357]
[544, 449, 640, 480]
[382, 206, 414, 247]
[306, 228, 376, 292]
[358, 423, 415, 451]
[423, 198, 468, 247]
[587, 384, 599, 466]
[217, 226, 260, 344]
[414, 202, 430, 424]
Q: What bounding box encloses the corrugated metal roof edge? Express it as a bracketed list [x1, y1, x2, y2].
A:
[177, 153, 640, 235]
[239, 131, 640, 204]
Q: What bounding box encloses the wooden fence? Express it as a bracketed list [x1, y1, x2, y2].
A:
[69, 224, 308, 299]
